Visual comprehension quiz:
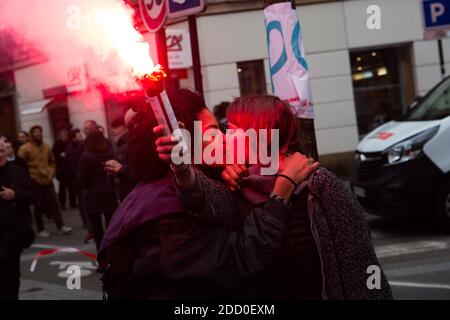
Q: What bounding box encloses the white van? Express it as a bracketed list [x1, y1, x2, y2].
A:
[351, 76, 450, 231]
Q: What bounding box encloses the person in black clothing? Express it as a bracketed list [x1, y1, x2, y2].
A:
[67, 128, 93, 237]
[105, 116, 138, 201]
[0, 140, 35, 300]
[213, 101, 230, 133]
[53, 129, 76, 209]
[14, 131, 29, 155]
[80, 131, 118, 252]
[4, 141, 27, 170]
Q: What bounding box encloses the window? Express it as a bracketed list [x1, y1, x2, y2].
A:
[237, 60, 267, 96]
[350, 45, 415, 137]
[404, 77, 450, 121]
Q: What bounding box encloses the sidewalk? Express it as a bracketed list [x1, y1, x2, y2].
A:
[20, 207, 103, 300]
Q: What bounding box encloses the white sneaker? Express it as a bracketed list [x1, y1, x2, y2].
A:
[37, 230, 51, 238]
[59, 226, 72, 235]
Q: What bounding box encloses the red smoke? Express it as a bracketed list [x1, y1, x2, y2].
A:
[0, 0, 155, 93]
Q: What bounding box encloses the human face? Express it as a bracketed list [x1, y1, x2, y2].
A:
[17, 133, 28, 144]
[111, 125, 126, 140]
[59, 130, 69, 141]
[74, 132, 83, 143]
[31, 128, 43, 142]
[5, 142, 14, 158]
[83, 121, 96, 137]
[0, 142, 7, 167]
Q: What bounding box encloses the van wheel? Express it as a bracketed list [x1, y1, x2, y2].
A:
[433, 179, 450, 232]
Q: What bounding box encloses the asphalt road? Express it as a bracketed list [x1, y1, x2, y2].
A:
[18, 208, 450, 300]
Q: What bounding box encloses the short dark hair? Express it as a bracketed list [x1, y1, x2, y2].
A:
[85, 131, 108, 154]
[19, 131, 29, 137]
[29, 125, 43, 133]
[111, 118, 125, 128]
[127, 88, 208, 183]
[166, 88, 208, 134]
[213, 101, 230, 120]
[84, 120, 98, 128]
[69, 128, 81, 140]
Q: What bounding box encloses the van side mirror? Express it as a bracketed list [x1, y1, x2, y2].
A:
[411, 95, 423, 108]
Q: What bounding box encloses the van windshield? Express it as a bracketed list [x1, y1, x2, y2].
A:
[403, 77, 450, 121]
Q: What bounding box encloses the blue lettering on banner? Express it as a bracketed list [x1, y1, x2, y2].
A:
[266, 20, 287, 93]
[266, 20, 308, 93]
[291, 22, 308, 70]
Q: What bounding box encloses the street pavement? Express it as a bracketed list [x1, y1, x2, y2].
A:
[19, 207, 450, 300]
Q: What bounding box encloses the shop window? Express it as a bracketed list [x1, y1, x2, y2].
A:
[350, 45, 415, 138]
[237, 60, 267, 96]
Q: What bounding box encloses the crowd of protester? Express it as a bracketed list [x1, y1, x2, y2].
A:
[0, 114, 138, 299]
[0, 89, 392, 301]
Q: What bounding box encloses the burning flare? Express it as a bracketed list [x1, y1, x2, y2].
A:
[93, 5, 156, 78]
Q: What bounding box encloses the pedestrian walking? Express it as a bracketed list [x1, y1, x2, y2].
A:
[18, 125, 72, 238]
[80, 130, 118, 256]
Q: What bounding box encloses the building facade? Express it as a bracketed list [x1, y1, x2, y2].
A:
[0, 0, 448, 174]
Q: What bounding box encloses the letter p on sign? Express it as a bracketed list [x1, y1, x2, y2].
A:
[431, 3, 446, 22]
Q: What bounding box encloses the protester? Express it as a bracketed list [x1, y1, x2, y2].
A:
[105, 116, 138, 201]
[222, 95, 393, 299]
[4, 141, 27, 170]
[53, 129, 76, 209]
[18, 125, 72, 238]
[15, 131, 29, 151]
[98, 89, 317, 299]
[83, 120, 99, 138]
[67, 128, 94, 243]
[80, 130, 118, 256]
[0, 140, 35, 300]
[150, 94, 393, 299]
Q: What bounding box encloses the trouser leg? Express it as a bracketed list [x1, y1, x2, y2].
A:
[45, 183, 64, 230]
[88, 211, 103, 251]
[58, 179, 67, 209]
[33, 185, 45, 232]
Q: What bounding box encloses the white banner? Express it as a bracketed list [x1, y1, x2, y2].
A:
[264, 3, 314, 119]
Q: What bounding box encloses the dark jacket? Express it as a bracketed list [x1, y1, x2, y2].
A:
[0, 163, 35, 250]
[66, 140, 84, 181]
[52, 140, 70, 181]
[80, 150, 118, 214]
[181, 167, 393, 300]
[7, 156, 28, 172]
[114, 132, 138, 201]
[99, 172, 291, 300]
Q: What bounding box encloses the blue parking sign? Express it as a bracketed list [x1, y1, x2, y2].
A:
[422, 0, 450, 29]
[166, 0, 205, 19]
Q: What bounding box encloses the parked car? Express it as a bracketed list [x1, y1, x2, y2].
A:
[351, 76, 450, 231]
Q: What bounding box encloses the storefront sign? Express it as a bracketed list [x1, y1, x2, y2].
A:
[167, 29, 193, 69]
[264, 3, 314, 119]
